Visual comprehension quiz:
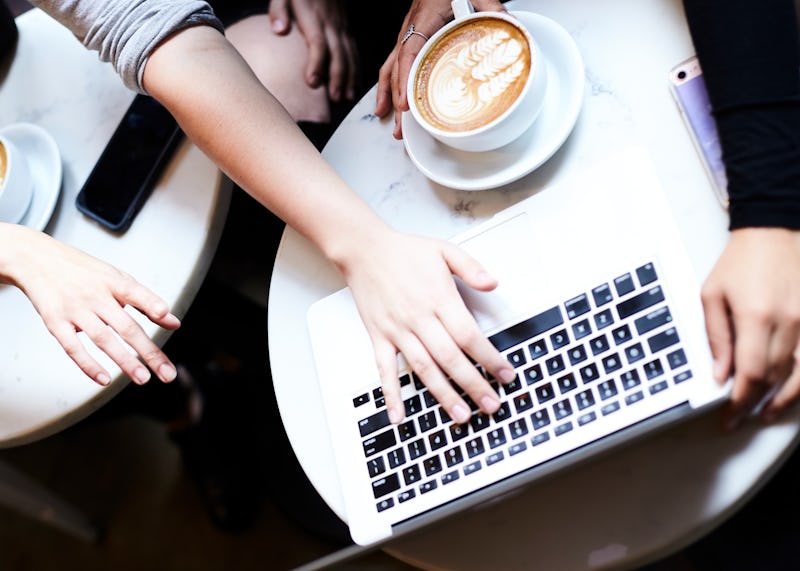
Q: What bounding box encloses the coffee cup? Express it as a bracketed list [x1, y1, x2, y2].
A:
[406, 0, 547, 152]
[0, 135, 33, 224]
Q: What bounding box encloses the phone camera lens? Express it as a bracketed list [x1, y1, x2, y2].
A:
[677, 70, 687, 80]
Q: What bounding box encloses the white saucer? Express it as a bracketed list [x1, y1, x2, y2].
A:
[0, 122, 62, 231]
[402, 11, 585, 191]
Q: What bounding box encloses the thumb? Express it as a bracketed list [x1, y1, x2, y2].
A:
[442, 243, 497, 292]
[268, 0, 291, 34]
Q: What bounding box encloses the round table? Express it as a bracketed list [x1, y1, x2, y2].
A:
[268, 0, 800, 568]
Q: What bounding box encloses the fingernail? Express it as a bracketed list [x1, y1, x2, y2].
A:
[272, 18, 285, 32]
[96, 372, 110, 386]
[481, 395, 500, 413]
[499, 368, 516, 383]
[309, 73, 320, 87]
[712, 360, 726, 382]
[159, 363, 177, 383]
[134, 367, 151, 384]
[452, 403, 471, 424]
[388, 407, 404, 424]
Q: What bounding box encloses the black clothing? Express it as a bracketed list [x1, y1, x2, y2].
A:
[683, 0, 800, 230]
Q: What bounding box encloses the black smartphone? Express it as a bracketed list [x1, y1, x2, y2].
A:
[76, 94, 183, 232]
[669, 56, 729, 208]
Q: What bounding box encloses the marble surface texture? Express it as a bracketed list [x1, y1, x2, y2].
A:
[269, 0, 800, 569]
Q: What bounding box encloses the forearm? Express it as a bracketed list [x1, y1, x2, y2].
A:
[142, 26, 391, 267]
[683, 0, 800, 229]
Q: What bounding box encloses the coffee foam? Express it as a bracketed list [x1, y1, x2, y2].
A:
[414, 19, 531, 133]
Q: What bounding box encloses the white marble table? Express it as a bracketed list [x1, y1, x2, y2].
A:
[269, 0, 800, 568]
[0, 8, 231, 447]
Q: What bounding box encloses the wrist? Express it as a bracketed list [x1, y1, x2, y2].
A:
[0, 222, 43, 287]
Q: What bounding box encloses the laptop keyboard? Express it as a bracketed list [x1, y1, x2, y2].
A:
[353, 261, 694, 515]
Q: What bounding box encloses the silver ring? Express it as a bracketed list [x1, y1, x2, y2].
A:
[401, 24, 429, 45]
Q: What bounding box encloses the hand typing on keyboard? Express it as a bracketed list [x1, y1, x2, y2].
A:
[339, 230, 516, 425]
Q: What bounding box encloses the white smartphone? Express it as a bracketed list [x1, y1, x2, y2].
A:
[669, 56, 729, 208]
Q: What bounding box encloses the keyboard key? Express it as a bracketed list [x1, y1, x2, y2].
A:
[553, 399, 573, 420]
[465, 436, 485, 458]
[470, 412, 491, 432]
[420, 480, 438, 494]
[650, 380, 669, 395]
[372, 387, 384, 401]
[353, 393, 369, 407]
[377, 498, 394, 512]
[367, 457, 386, 477]
[404, 395, 423, 416]
[614, 272, 635, 296]
[550, 329, 570, 349]
[509, 419, 529, 439]
[428, 430, 447, 451]
[463, 461, 482, 476]
[398, 490, 415, 503]
[506, 348, 527, 368]
[578, 411, 597, 426]
[528, 339, 548, 360]
[408, 439, 427, 460]
[488, 428, 507, 449]
[363, 429, 397, 457]
[418, 411, 438, 433]
[422, 390, 438, 408]
[399, 373, 412, 387]
[502, 375, 523, 395]
[592, 283, 614, 307]
[546, 354, 566, 376]
[412, 373, 424, 391]
[535, 383, 556, 404]
[636, 262, 658, 286]
[523, 364, 543, 385]
[617, 286, 665, 319]
[667, 348, 688, 369]
[625, 391, 645, 405]
[372, 473, 400, 499]
[572, 319, 592, 340]
[486, 451, 505, 466]
[423, 456, 443, 476]
[449, 423, 470, 442]
[398, 421, 417, 442]
[594, 309, 614, 330]
[513, 392, 534, 413]
[442, 470, 460, 485]
[358, 409, 390, 437]
[620, 369, 641, 390]
[492, 402, 511, 423]
[579, 363, 600, 384]
[403, 464, 421, 485]
[575, 389, 596, 410]
[567, 344, 588, 366]
[612, 324, 633, 345]
[601, 401, 621, 416]
[598, 379, 618, 400]
[557, 372, 578, 394]
[601, 353, 623, 374]
[387, 448, 406, 469]
[554, 422, 574, 436]
[439, 408, 452, 424]
[635, 307, 673, 335]
[444, 446, 464, 467]
[565, 293, 592, 319]
[509, 442, 527, 456]
[531, 432, 550, 446]
[624, 343, 645, 364]
[648, 327, 680, 353]
[531, 409, 551, 429]
[674, 370, 693, 384]
[489, 306, 564, 352]
[644, 358, 665, 380]
[589, 334, 610, 356]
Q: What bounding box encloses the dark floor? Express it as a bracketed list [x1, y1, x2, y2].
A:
[5, 0, 800, 569]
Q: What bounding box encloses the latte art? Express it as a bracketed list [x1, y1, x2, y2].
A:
[415, 19, 532, 133]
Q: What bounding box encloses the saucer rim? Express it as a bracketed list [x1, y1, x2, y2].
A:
[0, 122, 62, 231]
[402, 10, 585, 191]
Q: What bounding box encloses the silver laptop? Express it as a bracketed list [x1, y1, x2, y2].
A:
[306, 147, 729, 546]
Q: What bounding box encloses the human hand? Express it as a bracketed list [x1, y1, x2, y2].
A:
[0, 224, 180, 387]
[338, 229, 517, 425]
[701, 228, 800, 429]
[268, 0, 358, 102]
[374, 0, 506, 139]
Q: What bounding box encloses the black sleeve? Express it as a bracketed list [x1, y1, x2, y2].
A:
[682, 0, 800, 230]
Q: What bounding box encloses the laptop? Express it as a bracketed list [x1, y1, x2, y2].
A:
[306, 147, 730, 546]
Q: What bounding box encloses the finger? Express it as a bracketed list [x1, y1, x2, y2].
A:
[268, 0, 291, 34]
[399, 333, 472, 424]
[725, 316, 771, 429]
[49, 321, 112, 386]
[765, 319, 800, 384]
[762, 352, 800, 421]
[442, 242, 498, 292]
[295, 11, 327, 89]
[111, 276, 181, 330]
[374, 339, 404, 424]
[394, 108, 404, 140]
[375, 49, 398, 117]
[396, 39, 425, 111]
[80, 315, 153, 385]
[700, 283, 734, 383]
[102, 309, 177, 383]
[324, 25, 346, 101]
[342, 34, 358, 101]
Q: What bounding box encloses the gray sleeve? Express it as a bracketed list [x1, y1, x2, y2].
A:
[29, 0, 224, 93]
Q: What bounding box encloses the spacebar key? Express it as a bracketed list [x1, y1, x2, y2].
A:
[359, 409, 391, 437]
[489, 306, 564, 352]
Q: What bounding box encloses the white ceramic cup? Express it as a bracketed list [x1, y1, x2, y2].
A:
[0, 135, 33, 224]
[406, 0, 548, 152]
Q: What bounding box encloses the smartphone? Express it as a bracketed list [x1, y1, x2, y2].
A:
[669, 56, 729, 208]
[76, 94, 183, 232]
